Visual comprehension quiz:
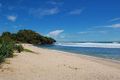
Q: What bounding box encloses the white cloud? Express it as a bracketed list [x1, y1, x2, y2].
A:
[105, 23, 120, 28]
[93, 23, 120, 29]
[7, 15, 17, 22]
[30, 7, 60, 17]
[110, 18, 120, 22]
[69, 9, 83, 15]
[47, 30, 64, 37]
[79, 30, 108, 34]
[111, 23, 120, 28]
[98, 31, 108, 34]
[79, 31, 89, 34]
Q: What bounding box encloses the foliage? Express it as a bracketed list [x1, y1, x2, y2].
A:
[0, 29, 56, 63]
[0, 41, 15, 63]
[14, 44, 24, 53]
[0, 29, 56, 45]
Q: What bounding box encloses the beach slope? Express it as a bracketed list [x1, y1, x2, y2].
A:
[0, 44, 120, 80]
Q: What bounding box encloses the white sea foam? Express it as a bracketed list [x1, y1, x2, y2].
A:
[55, 42, 120, 48]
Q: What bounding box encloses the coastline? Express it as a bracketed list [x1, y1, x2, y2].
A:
[0, 44, 120, 80]
[39, 43, 120, 61]
[38, 45, 120, 69]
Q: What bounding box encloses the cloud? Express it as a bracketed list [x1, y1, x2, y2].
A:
[7, 15, 17, 22]
[47, 30, 64, 37]
[93, 23, 120, 29]
[98, 31, 108, 34]
[104, 23, 120, 28]
[29, 7, 60, 17]
[69, 9, 83, 15]
[111, 23, 120, 28]
[109, 18, 120, 22]
[78, 30, 108, 34]
[79, 31, 89, 34]
[47, 0, 64, 5]
[13, 24, 24, 29]
[78, 23, 120, 35]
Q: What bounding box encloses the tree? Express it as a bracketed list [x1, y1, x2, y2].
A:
[0, 29, 56, 45]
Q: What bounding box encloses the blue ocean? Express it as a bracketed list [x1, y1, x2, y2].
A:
[39, 42, 120, 61]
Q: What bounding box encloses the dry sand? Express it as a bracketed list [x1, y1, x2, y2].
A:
[0, 44, 120, 80]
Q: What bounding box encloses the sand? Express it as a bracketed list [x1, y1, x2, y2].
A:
[0, 44, 120, 80]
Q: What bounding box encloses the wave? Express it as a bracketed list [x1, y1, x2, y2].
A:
[55, 42, 120, 48]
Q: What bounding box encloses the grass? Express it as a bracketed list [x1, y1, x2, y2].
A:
[24, 49, 38, 54]
[24, 49, 34, 53]
[0, 41, 14, 63]
[0, 41, 24, 64]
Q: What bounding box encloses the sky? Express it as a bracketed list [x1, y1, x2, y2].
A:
[0, 0, 120, 41]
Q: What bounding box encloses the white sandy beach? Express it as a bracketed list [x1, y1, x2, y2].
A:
[0, 44, 120, 80]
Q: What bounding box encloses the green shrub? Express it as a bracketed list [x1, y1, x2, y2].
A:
[0, 41, 14, 63]
[0, 55, 5, 63]
[14, 44, 24, 53]
[0, 41, 14, 57]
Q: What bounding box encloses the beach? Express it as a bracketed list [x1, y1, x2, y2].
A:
[0, 44, 120, 80]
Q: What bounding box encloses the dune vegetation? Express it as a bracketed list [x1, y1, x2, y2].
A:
[0, 29, 56, 63]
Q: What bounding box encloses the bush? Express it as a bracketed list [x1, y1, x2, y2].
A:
[0, 39, 24, 63]
[14, 44, 24, 53]
[0, 41, 14, 63]
[0, 41, 14, 57]
[0, 30, 56, 45]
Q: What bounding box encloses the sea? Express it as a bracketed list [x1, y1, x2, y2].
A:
[39, 42, 120, 61]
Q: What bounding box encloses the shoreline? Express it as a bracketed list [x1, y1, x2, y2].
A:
[38, 44, 120, 61]
[38, 46, 120, 69]
[0, 44, 120, 80]
[38, 45, 120, 62]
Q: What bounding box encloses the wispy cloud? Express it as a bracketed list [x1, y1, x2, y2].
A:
[7, 15, 17, 22]
[47, 30, 64, 37]
[92, 23, 120, 29]
[29, 7, 60, 18]
[69, 9, 83, 15]
[47, 0, 64, 5]
[109, 18, 120, 22]
[78, 30, 108, 34]
[108, 23, 120, 28]
[79, 31, 89, 34]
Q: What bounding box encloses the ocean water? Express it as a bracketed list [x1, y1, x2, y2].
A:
[39, 42, 120, 61]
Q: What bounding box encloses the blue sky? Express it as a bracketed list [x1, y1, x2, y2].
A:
[0, 0, 120, 41]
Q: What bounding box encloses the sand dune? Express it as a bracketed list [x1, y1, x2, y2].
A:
[0, 44, 120, 80]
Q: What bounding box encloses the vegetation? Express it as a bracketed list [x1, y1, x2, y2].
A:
[0, 29, 56, 63]
[0, 41, 14, 63]
[0, 41, 25, 63]
[14, 44, 24, 53]
[0, 29, 56, 45]
[24, 49, 34, 53]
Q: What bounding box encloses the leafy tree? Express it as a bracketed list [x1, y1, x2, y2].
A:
[0, 29, 56, 45]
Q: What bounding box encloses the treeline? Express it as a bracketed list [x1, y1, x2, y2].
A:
[0, 29, 56, 45]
